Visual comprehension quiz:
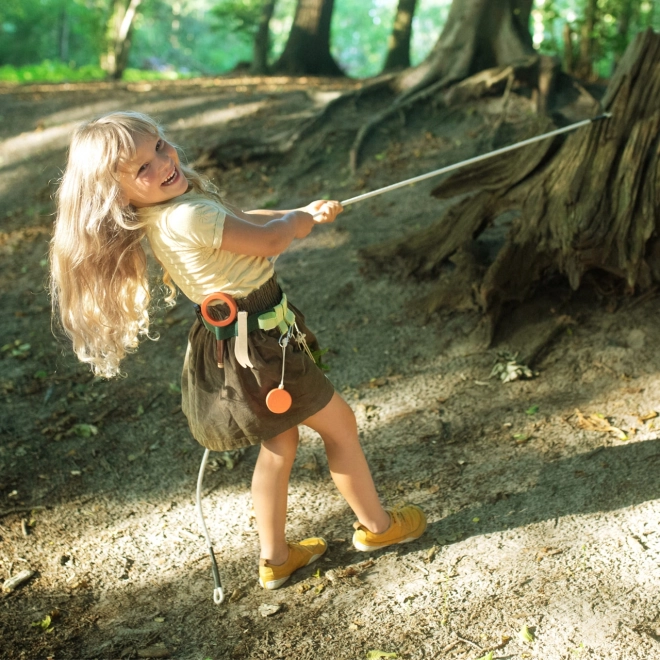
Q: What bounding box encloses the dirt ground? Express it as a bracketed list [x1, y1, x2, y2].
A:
[1, 76, 659, 660]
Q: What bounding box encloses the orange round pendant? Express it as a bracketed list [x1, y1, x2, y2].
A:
[266, 388, 292, 414]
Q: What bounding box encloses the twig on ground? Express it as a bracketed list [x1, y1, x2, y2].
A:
[456, 634, 483, 651]
[0, 506, 45, 519]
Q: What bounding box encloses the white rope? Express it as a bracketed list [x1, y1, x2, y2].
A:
[196, 448, 224, 604]
[316, 113, 612, 213]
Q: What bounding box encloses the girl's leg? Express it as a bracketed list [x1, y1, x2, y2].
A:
[252, 426, 299, 565]
[304, 393, 390, 533]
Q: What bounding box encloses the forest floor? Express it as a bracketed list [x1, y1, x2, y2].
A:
[1, 76, 659, 660]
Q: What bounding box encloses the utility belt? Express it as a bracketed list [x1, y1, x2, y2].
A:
[194, 292, 296, 341]
[194, 288, 314, 414]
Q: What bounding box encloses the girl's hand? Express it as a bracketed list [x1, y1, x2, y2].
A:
[302, 200, 343, 224]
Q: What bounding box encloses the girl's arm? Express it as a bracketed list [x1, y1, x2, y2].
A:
[224, 200, 340, 226]
[221, 211, 312, 258]
[221, 200, 342, 258]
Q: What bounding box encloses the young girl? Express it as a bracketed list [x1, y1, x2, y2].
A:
[50, 111, 426, 590]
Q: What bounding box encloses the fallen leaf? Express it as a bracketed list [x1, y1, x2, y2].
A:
[258, 603, 281, 617]
[574, 409, 627, 439]
[70, 423, 98, 438]
[519, 625, 535, 644]
[366, 652, 397, 659]
[536, 547, 562, 561]
[31, 615, 52, 630]
[476, 653, 494, 660]
[525, 405, 539, 415]
[228, 588, 243, 603]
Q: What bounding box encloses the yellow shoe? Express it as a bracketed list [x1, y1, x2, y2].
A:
[352, 505, 427, 551]
[258, 538, 327, 590]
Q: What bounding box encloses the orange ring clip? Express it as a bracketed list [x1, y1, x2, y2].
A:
[200, 292, 238, 328]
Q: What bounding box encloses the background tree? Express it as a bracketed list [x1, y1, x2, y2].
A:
[273, 0, 343, 75]
[103, 0, 145, 80]
[382, 0, 418, 72]
[252, 0, 277, 73]
[351, 0, 536, 168]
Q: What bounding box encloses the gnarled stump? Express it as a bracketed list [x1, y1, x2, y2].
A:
[363, 29, 660, 342]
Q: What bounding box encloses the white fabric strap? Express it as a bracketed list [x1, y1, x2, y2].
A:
[234, 311, 254, 368]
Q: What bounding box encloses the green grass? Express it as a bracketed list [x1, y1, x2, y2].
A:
[0, 60, 200, 84]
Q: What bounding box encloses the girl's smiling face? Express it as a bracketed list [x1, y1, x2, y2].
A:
[118, 134, 188, 208]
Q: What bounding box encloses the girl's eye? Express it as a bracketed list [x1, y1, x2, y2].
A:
[156, 139, 163, 151]
[138, 163, 149, 174]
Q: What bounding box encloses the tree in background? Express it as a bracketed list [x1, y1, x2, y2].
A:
[382, 0, 418, 72]
[536, 0, 655, 80]
[211, 0, 275, 73]
[350, 0, 536, 168]
[252, 0, 277, 73]
[396, 0, 535, 97]
[103, 0, 145, 79]
[273, 0, 343, 75]
[0, 0, 105, 69]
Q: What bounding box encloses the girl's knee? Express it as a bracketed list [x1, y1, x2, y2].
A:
[260, 428, 299, 464]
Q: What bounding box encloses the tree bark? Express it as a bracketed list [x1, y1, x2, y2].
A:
[103, 0, 144, 80]
[362, 29, 660, 341]
[252, 0, 277, 74]
[273, 0, 343, 76]
[382, 0, 418, 73]
[350, 0, 536, 170]
[395, 0, 535, 98]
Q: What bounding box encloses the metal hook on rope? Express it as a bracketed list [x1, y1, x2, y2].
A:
[196, 448, 224, 604]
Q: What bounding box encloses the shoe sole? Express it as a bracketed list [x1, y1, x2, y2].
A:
[352, 518, 427, 552]
[259, 544, 326, 590]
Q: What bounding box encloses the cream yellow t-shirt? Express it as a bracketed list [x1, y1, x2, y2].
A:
[140, 193, 274, 303]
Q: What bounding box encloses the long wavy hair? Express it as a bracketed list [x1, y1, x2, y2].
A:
[50, 111, 219, 378]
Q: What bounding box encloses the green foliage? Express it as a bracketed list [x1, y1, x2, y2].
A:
[533, 0, 659, 78]
[0, 61, 104, 83]
[2, 0, 659, 83]
[212, 0, 263, 34]
[0, 61, 198, 84]
[330, 0, 451, 78]
[0, 0, 105, 68]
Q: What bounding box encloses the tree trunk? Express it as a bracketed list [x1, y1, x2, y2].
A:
[613, 0, 637, 69]
[252, 0, 277, 75]
[349, 0, 536, 170]
[395, 0, 535, 98]
[59, 5, 70, 62]
[273, 0, 343, 76]
[362, 29, 660, 341]
[382, 0, 418, 73]
[562, 21, 574, 74]
[575, 0, 597, 80]
[102, 0, 144, 80]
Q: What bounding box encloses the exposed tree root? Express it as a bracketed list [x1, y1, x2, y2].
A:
[362, 29, 660, 344]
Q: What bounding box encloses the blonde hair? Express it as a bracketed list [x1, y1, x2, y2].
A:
[50, 111, 219, 378]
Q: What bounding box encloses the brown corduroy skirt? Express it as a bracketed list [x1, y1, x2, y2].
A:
[181, 276, 335, 451]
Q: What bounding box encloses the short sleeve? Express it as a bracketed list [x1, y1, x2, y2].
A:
[165, 200, 226, 250]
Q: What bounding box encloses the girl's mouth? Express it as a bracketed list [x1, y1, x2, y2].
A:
[162, 168, 179, 186]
